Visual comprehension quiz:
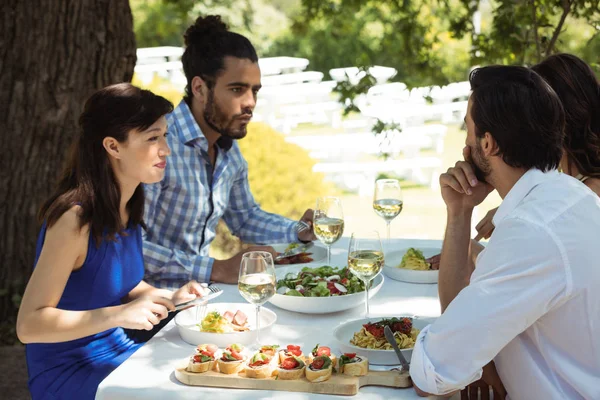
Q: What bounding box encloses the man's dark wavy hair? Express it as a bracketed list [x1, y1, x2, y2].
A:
[469, 65, 565, 171]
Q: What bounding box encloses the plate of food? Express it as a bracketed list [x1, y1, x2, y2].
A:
[383, 247, 440, 284]
[174, 303, 277, 347]
[333, 316, 435, 365]
[271, 242, 326, 265]
[268, 265, 384, 314]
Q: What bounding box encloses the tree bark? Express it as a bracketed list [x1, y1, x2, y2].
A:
[0, 0, 136, 339]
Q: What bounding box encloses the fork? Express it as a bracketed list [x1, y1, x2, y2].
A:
[296, 220, 311, 234]
[173, 283, 223, 312]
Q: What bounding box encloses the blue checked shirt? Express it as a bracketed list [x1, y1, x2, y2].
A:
[143, 101, 299, 289]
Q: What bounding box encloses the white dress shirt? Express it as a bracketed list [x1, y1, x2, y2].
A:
[410, 169, 600, 399]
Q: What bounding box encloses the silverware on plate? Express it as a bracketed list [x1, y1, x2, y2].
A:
[384, 325, 410, 373]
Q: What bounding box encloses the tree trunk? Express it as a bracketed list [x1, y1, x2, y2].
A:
[0, 0, 136, 342]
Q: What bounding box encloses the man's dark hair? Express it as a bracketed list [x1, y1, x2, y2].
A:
[533, 53, 600, 178]
[469, 65, 565, 171]
[181, 15, 258, 103]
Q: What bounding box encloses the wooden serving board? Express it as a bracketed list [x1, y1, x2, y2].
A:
[174, 361, 411, 396]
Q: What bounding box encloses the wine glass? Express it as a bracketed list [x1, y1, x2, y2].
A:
[238, 251, 276, 349]
[348, 231, 384, 317]
[373, 179, 403, 242]
[313, 197, 345, 265]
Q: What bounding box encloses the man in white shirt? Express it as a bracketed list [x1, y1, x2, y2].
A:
[410, 65, 600, 399]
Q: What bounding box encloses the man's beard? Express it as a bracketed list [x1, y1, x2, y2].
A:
[203, 89, 252, 139]
[467, 141, 491, 183]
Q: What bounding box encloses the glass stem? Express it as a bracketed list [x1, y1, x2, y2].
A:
[326, 245, 331, 265]
[365, 279, 370, 317]
[386, 221, 391, 241]
[255, 304, 261, 347]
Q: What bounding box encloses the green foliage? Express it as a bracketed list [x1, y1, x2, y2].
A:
[453, 0, 600, 66]
[272, 0, 598, 88]
[131, 0, 196, 47]
[268, 0, 473, 87]
[132, 0, 296, 56]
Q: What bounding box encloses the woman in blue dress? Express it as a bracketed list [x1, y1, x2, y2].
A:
[16, 83, 206, 399]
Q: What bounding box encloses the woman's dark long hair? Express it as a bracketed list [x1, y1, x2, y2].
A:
[38, 83, 173, 244]
[532, 54, 600, 178]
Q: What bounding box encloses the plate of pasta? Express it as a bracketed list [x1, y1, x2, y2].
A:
[333, 316, 436, 365]
[383, 247, 440, 284]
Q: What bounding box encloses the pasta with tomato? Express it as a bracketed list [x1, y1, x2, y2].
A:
[349, 317, 420, 350]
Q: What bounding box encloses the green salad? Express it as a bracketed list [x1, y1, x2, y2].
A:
[276, 266, 367, 297]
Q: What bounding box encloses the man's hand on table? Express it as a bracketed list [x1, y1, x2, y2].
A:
[211, 246, 278, 284]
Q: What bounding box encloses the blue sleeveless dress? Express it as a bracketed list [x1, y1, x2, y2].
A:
[25, 223, 145, 400]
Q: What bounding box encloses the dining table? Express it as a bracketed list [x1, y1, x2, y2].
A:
[96, 237, 458, 399]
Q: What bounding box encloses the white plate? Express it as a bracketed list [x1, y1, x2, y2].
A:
[383, 247, 440, 284]
[333, 316, 436, 365]
[268, 273, 384, 314]
[174, 302, 277, 347]
[270, 243, 327, 264]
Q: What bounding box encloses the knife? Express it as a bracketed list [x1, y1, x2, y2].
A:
[274, 242, 314, 261]
[384, 325, 410, 373]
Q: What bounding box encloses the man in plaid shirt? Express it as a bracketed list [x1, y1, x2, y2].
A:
[142, 15, 316, 289]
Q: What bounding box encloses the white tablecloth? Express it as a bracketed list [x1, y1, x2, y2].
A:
[97, 238, 453, 399]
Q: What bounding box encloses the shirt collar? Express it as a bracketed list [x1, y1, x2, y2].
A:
[172, 100, 233, 152]
[492, 168, 560, 226]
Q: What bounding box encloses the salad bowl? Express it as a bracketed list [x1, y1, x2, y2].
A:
[268, 265, 385, 314]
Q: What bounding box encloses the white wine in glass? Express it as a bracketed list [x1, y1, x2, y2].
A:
[314, 197, 344, 264]
[373, 179, 403, 241]
[348, 231, 384, 317]
[238, 251, 276, 349]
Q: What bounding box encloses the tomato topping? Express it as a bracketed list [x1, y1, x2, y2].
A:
[249, 359, 269, 367]
[287, 345, 302, 356]
[281, 358, 299, 370]
[344, 353, 356, 359]
[391, 317, 413, 335]
[311, 358, 325, 369]
[200, 350, 213, 358]
[193, 354, 212, 363]
[316, 346, 331, 357]
[364, 323, 385, 339]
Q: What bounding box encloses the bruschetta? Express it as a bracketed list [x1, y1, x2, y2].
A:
[276, 355, 306, 380]
[338, 353, 368, 376]
[278, 344, 304, 363]
[245, 352, 274, 379]
[308, 344, 337, 369]
[217, 343, 245, 374]
[305, 355, 333, 382]
[188, 343, 218, 373]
